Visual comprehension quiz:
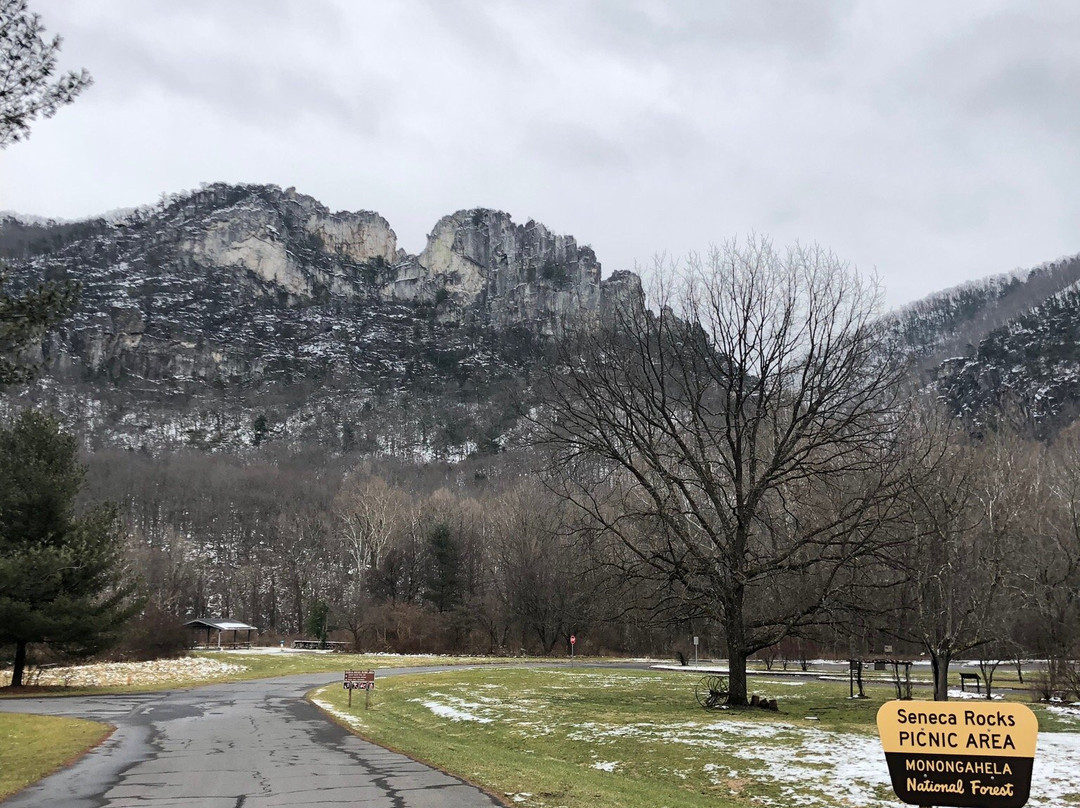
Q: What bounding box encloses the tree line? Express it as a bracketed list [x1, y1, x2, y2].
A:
[3, 237, 1080, 707]
[1, 10, 1078, 702]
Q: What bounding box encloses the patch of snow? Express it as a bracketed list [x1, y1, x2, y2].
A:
[0, 656, 246, 687]
[946, 688, 1003, 700]
[1044, 703, 1080, 723]
[591, 760, 618, 772]
[311, 697, 366, 730]
[413, 696, 493, 723]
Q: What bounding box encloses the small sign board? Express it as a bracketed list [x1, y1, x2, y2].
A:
[570, 634, 576, 645]
[343, 670, 375, 690]
[693, 636, 699, 646]
[876, 700, 1038, 807]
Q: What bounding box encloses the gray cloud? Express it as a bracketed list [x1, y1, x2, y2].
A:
[2, 0, 1077, 309]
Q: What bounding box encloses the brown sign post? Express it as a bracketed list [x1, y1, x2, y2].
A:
[877, 700, 1038, 807]
[344, 669, 376, 708]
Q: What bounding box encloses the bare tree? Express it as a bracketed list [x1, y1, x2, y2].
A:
[1027, 427, 1080, 697]
[333, 472, 403, 589]
[540, 238, 904, 704]
[887, 406, 1031, 700]
[494, 485, 599, 655]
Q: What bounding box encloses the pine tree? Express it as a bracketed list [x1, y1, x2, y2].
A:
[1, 0, 92, 148]
[0, 269, 78, 385]
[1, 0, 88, 383]
[0, 410, 140, 687]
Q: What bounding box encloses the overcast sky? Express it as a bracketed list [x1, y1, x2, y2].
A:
[2, 1, 1078, 308]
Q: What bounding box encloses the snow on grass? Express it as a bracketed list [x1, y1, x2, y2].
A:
[0, 656, 246, 687]
[411, 693, 493, 723]
[571, 718, 891, 806]
[1032, 732, 1080, 806]
[1045, 702, 1080, 724]
[947, 688, 1003, 700]
[311, 697, 367, 731]
[567, 716, 1080, 807]
[321, 669, 1080, 807]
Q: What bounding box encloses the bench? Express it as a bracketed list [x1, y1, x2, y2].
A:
[292, 640, 349, 651]
[959, 672, 981, 693]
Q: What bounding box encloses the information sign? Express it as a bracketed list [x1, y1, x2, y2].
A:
[343, 670, 375, 690]
[876, 700, 1038, 807]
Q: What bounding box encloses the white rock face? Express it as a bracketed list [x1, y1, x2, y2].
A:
[417, 214, 487, 304]
[190, 210, 313, 299]
[308, 212, 396, 265]
[408, 209, 608, 334]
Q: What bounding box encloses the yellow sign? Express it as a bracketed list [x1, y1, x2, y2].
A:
[876, 700, 1038, 807]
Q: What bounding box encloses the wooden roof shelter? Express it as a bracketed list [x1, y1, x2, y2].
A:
[184, 618, 257, 649]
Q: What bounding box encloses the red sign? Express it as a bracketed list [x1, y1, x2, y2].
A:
[570, 634, 576, 645]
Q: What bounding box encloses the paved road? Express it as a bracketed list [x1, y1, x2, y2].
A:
[0, 667, 503, 808]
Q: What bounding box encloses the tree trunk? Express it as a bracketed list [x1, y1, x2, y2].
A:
[724, 601, 749, 706]
[10, 640, 27, 688]
[930, 650, 952, 701]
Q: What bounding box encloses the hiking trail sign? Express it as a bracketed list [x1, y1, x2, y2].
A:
[876, 700, 1038, 807]
[344, 669, 375, 708]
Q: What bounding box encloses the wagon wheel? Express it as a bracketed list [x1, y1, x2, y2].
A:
[695, 675, 729, 709]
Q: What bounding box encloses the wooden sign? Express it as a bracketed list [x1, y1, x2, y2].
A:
[344, 670, 376, 708]
[876, 700, 1039, 807]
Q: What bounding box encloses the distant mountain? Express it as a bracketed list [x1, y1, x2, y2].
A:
[5, 183, 1078, 449]
[1, 183, 639, 456]
[886, 254, 1080, 432]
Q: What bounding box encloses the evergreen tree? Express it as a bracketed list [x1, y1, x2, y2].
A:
[251, 413, 269, 447]
[1, 0, 87, 383]
[0, 269, 78, 385]
[0, 410, 140, 687]
[305, 599, 331, 648]
[424, 522, 461, 613]
[1, 0, 92, 148]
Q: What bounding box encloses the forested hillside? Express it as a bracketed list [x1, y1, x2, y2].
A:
[3, 187, 1079, 687]
[888, 254, 1080, 432]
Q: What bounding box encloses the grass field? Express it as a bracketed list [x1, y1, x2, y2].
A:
[0, 713, 112, 801]
[312, 666, 1080, 808]
[0, 651, 548, 696]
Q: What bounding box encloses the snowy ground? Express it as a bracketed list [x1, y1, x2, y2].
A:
[401, 674, 1080, 808]
[0, 657, 246, 687]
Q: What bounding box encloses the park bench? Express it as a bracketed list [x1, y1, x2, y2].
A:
[291, 639, 349, 651]
[959, 671, 981, 693]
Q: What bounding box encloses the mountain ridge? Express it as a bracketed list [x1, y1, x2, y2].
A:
[1, 183, 639, 456]
[4, 182, 1080, 449]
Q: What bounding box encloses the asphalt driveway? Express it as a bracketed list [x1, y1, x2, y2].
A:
[0, 667, 503, 807]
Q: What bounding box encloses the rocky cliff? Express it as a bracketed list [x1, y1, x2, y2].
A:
[887, 254, 1080, 433]
[1, 183, 641, 455]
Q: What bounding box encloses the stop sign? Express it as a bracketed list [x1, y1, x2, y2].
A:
[570, 634, 576, 645]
